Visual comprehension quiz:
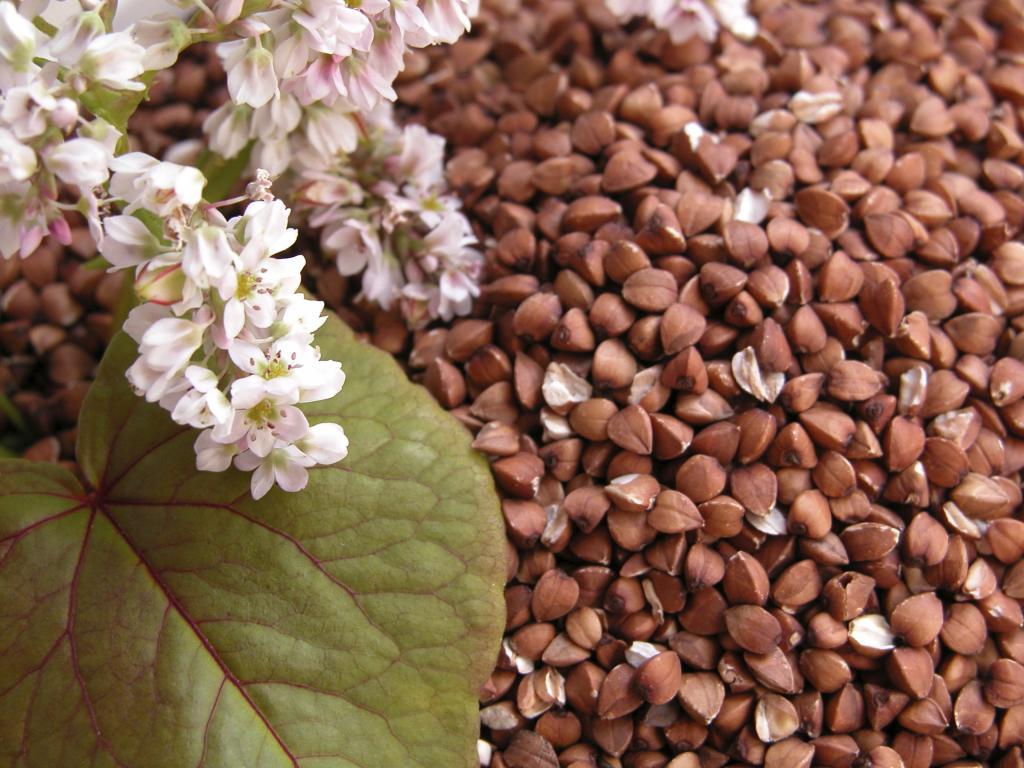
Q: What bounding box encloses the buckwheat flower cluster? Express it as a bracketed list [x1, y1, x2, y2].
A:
[0, 0, 153, 257]
[203, 0, 478, 173]
[604, 0, 756, 43]
[101, 162, 348, 500]
[291, 106, 483, 329]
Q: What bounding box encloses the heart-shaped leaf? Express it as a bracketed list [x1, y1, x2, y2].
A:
[0, 314, 505, 767]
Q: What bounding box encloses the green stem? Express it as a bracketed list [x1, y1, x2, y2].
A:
[112, 270, 138, 334]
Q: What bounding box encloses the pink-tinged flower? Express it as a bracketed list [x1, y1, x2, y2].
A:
[291, 53, 348, 104]
[650, 0, 718, 43]
[324, 218, 382, 277]
[340, 55, 398, 111]
[437, 267, 479, 320]
[366, 19, 406, 85]
[389, 0, 435, 46]
[222, 41, 278, 108]
[135, 262, 187, 304]
[293, 0, 374, 56]
[235, 443, 316, 499]
[269, 17, 311, 79]
[421, 210, 477, 261]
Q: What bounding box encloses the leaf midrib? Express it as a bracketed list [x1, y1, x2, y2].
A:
[97, 503, 303, 767]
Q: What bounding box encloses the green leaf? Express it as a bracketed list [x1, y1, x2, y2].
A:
[0, 314, 505, 767]
[79, 82, 149, 136]
[197, 144, 254, 203]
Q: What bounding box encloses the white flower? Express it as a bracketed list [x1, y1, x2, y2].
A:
[223, 41, 278, 108]
[240, 199, 298, 260]
[253, 137, 291, 176]
[100, 215, 162, 269]
[296, 422, 349, 465]
[270, 17, 311, 79]
[203, 103, 253, 159]
[79, 32, 147, 91]
[171, 365, 233, 428]
[195, 428, 240, 472]
[210, 199, 303, 339]
[604, 0, 650, 20]
[395, 124, 445, 189]
[235, 443, 316, 499]
[43, 138, 111, 189]
[110, 153, 206, 215]
[362, 250, 404, 309]
[137, 311, 210, 367]
[419, 0, 473, 44]
[126, 357, 189, 405]
[0, 127, 36, 183]
[213, 0, 245, 24]
[122, 301, 172, 343]
[305, 104, 359, 157]
[230, 336, 344, 404]
[276, 294, 329, 336]
[219, 251, 304, 339]
[182, 225, 234, 289]
[129, 17, 190, 71]
[1, 77, 59, 140]
[251, 92, 302, 142]
[0, 2, 39, 73]
[215, 397, 310, 458]
[708, 0, 757, 40]
[49, 11, 104, 66]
